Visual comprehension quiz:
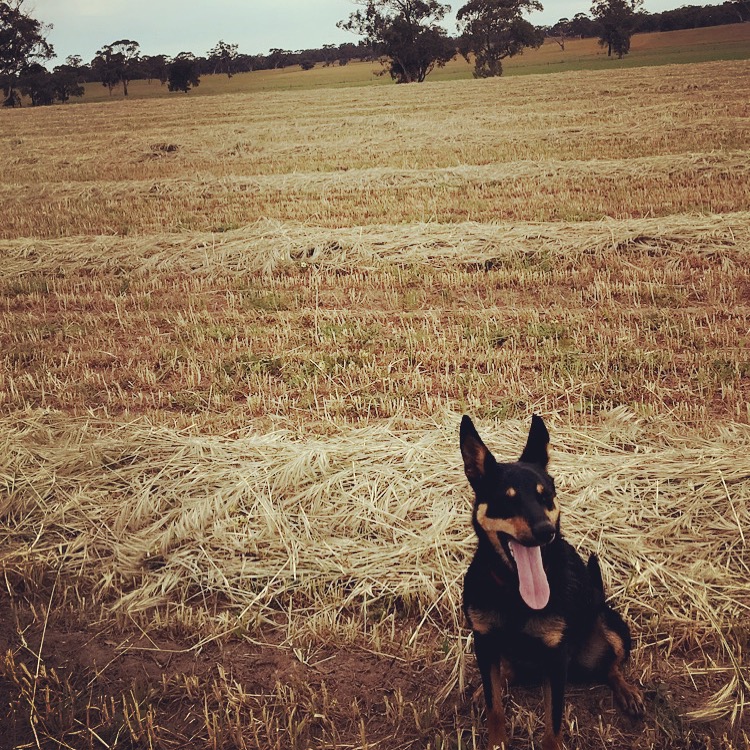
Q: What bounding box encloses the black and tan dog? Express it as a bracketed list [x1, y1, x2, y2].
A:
[460, 415, 644, 750]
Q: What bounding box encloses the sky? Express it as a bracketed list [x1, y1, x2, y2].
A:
[31, 0, 693, 64]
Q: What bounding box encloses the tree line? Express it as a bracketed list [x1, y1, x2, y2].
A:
[340, 0, 748, 82]
[547, 0, 749, 50]
[1, 0, 748, 107]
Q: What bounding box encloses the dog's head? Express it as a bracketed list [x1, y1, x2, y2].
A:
[460, 415, 559, 610]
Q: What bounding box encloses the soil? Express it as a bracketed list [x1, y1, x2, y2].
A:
[0, 586, 738, 750]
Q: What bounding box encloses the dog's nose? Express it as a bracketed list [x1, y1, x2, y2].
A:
[532, 519, 556, 545]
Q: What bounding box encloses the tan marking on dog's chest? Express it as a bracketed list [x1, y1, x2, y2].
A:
[523, 615, 567, 648]
[467, 606, 506, 635]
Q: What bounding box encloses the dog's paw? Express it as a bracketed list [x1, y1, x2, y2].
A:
[615, 681, 645, 718]
[488, 732, 510, 749]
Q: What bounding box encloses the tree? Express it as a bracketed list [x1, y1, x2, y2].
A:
[321, 43, 337, 66]
[0, 0, 54, 106]
[457, 0, 544, 78]
[90, 47, 118, 95]
[266, 48, 293, 69]
[91, 39, 140, 95]
[51, 59, 85, 102]
[549, 17, 572, 49]
[337, 42, 361, 66]
[591, 0, 642, 58]
[15, 56, 84, 106]
[338, 1, 455, 84]
[207, 40, 239, 78]
[167, 52, 200, 93]
[18, 61, 53, 104]
[141, 54, 169, 84]
[568, 12, 601, 38]
[727, 0, 750, 23]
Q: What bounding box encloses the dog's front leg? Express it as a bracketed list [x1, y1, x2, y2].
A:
[487, 659, 511, 749]
[542, 655, 567, 750]
[474, 634, 510, 749]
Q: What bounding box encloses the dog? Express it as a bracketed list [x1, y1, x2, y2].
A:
[460, 415, 644, 750]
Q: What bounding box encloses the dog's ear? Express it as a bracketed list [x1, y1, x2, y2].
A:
[519, 415, 550, 469]
[460, 415, 496, 486]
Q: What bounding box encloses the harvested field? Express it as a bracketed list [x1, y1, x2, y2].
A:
[1, 58, 749, 749]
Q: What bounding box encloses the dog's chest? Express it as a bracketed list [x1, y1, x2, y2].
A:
[467, 605, 567, 649]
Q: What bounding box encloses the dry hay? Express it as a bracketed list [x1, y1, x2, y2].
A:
[1, 407, 748, 724]
[6, 150, 749, 201]
[3, 150, 749, 237]
[2, 55, 749, 747]
[1, 211, 748, 278]
[3, 60, 748, 240]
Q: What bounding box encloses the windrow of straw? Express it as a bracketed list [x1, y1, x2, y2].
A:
[2, 55, 750, 746]
[1, 409, 748, 720]
[3, 150, 749, 238]
[7, 150, 750, 200]
[3, 60, 749, 187]
[2, 211, 748, 277]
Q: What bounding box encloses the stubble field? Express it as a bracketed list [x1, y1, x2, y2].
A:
[1, 56, 749, 749]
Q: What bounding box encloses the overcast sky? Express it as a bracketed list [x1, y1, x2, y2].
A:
[31, 0, 693, 63]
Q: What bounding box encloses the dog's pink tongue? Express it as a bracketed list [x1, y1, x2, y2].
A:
[509, 540, 550, 610]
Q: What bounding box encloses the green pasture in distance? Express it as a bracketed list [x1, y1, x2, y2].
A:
[76, 23, 750, 102]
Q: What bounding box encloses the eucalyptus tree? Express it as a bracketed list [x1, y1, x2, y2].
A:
[338, 1, 455, 84]
[457, 0, 544, 78]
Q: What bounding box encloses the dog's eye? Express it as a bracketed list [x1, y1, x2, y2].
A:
[536, 483, 555, 499]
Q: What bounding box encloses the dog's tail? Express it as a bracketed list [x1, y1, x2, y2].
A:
[587, 554, 606, 607]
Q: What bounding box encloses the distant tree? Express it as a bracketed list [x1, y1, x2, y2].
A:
[591, 0, 642, 58]
[266, 48, 293, 68]
[18, 61, 53, 104]
[90, 49, 118, 94]
[727, 0, 750, 22]
[568, 12, 600, 37]
[91, 39, 140, 95]
[207, 40, 239, 77]
[51, 58, 85, 102]
[167, 52, 200, 93]
[338, 0, 455, 84]
[638, 1, 749, 31]
[141, 54, 169, 84]
[549, 17, 572, 49]
[457, 0, 545, 78]
[239, 53, 263, 72]
[337, 41, 360, 65]
[0, 0, 54, 106]
[321, 43, 337, 66]
[14, 54, 84, 106]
